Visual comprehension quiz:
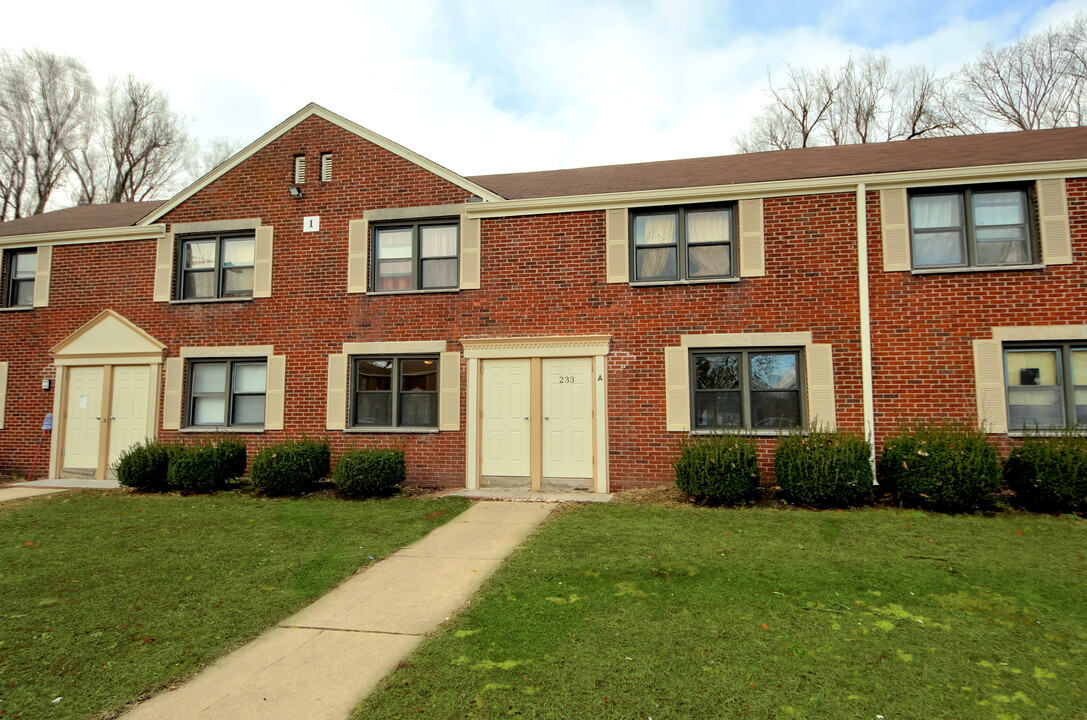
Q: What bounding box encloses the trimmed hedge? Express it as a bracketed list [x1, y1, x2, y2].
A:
[333, 448, 406, 498]
[165, 439, 247, 494]
[774, 429, 873, 508]
[672, 433, 759, 506]
[1004, 434, 1087, 512]
[114, 439, 176, 492]
[250, 438, 331, 496]
[879, 422, 1000, 512]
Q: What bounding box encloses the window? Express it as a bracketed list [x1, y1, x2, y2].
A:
[3, 249, 35, 307]
[352, 356, 439, 428]
[691, 349, 803, 430]
[177, 234, 255, 300]
[1005, 344, 1087, 430]
[187, 359, 267, 427]
[631, 205, 734, 283]
[372, 220, 458, 292]
[909, 186, 1035, 269]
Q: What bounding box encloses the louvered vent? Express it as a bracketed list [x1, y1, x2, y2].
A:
[294, 155, 306, 184]
[321, 153, 332, 182]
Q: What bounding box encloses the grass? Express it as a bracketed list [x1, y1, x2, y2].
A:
[354, 504, 1086, 720]
[0, 490, 469, 720]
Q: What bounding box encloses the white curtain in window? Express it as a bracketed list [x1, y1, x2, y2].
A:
[636, 214, 677, 278]
[686, 210, 730, 244]
[910, 195, 961, 229]
[973, 192, 1025, 226]
[421, 226, 457, 257]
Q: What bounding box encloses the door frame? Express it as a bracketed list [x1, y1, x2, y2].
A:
[50, 311, 166, 480]
[463, 335, 610, 493]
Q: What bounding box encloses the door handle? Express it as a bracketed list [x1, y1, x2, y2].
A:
[544, 416, 550, 420]
[523, 415, 529, 420]
[109, 416, 116, 420]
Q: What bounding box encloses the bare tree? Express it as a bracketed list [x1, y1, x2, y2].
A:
[890, 66, 963, 139]
[733, 105, 801, 152]
[0, 49, 95, 220]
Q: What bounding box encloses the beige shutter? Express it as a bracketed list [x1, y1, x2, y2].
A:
[738, 198, 765, 277]
[32, 245, 52, 307]
[0, 361, 8, 430]
[253, 226, 274, 297]
[294, 155, 306, 184]
[805, 344, 837, 430]
[325, 353, 347, 430]
[1036, 178, 1072, 265]
[162, 358, 184, 429]
[347, 219, 369, 293]
[880, 188, 911, 271]
[605, 208, 629, 283]
[459, 217, 481, 290]
[265, 355, 286, 430]
[973, 339, 1008, 434]
[153, 232, 175, 302]
[439, 351, 461, 431]
[664, 346, 690, 432]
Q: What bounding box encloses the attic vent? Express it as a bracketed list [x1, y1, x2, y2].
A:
[321, 153, 332, 182]
[294, 155, 306, 184]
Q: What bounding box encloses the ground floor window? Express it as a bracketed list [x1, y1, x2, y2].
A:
[352, 356, 439, 428]
[1005, 344, 1087, 430]
[187, 359, 267, 427]
[691, 349, 804, 430]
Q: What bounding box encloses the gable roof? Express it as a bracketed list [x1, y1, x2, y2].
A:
[138, 103, 505, 225]
[0, 202, 161, 238]
[466, 126, 1087, 200]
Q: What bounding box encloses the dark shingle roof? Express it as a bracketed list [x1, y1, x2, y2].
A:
[0, 202, 162, 238]
[466, 127, 1087, 200]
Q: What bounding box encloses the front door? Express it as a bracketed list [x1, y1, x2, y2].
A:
[542, 357, 593, 487]
[62, 365, 153, 479]
[480, 359, 531, 485]
[63, 366, 104, 474]
[107, 366, 152, 471]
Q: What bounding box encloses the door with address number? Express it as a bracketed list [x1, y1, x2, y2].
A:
[541, 357, 593, 482]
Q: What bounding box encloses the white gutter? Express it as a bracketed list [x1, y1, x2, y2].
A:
[856, 183, 877, 477]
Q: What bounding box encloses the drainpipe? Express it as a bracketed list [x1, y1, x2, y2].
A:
[856, 183, 877, 477]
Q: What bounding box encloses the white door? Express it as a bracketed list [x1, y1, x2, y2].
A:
[64, 366, 104, 471]
[542, 357, 593, 480]
[107, 366, 152, 473]
[481, 359, 531, 479]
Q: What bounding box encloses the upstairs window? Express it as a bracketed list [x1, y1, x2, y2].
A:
[372, 220, 458, 292]
[910, 186, 1035, 269]
[632, 205, 735, 283]
[187, 359, 267, 428]
[691, 349, 803, 430]
[3, 249, 35, 308]
[352, 355, 439, 428]
[178, 234, 255, 300]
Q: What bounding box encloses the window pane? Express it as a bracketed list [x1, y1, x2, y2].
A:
[377, 260, 412, 290]
[975, 238, 1029, 265]
[232, 395, 265, 425]
[634, 213, 678, 246]
[233, 363, 267, 393]
[13, 279, 34, 306]
[222, 266, 254, 295]
[696, 354, 739, 390]
[355, 394, 392, 426]
[635, 247, 677, 281]
[686, 209, 731, 244]
[183, 270, 215, 298]
[750, 354, 798, 390]
[222, 238, 254, 267]
[973, 191, 1025, 226]
[913, 230, 966, 266]
[421, 225, 457, 257]
[1006, 350, 1059, 387]
[356, 359, 392, 392]
[401, 359, 438, 392]
[400, 394, 438, 427]
[192, 363, 227, 393]
[13, 252, 36, 276]
[184, 240, 216, 269]
[688, 244, 730, 278]
[750, 391, 802, 429]
[1075, 388, 1087, 426]
[421, 258, 457, 288]
[192, 396, 226, 425]
[910, 194, 962, 229]
[376, 229, 413, 259]
[693, 391, 741, 429]
[1008, 387, 1064, 430]
[1073, 350, 1087, 385]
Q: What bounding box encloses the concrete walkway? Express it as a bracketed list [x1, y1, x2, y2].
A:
[119, 500, 555, 720]
[0, 486, 69, 503]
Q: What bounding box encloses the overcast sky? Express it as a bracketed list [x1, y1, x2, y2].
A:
[1, 0, 1085, 176]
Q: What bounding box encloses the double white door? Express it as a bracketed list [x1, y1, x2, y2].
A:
[64, 365, 152, 478]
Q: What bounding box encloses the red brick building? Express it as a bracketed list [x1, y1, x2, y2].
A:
[2, 104, 1085, 491]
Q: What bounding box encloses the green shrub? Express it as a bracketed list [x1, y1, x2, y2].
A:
[333, 448, 406, 498]
[774, 428, 873, 508]
[114, 439, 174, 491]
[1004, 434, 1087, 512]
[879, 422, 1001, 512]
[250, 438, 330, 496]
[209, 438, 248, 483]
[166, 444, 221, 493]
[672, 433, 759, 506]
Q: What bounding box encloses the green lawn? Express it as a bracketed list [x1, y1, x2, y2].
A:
[0, 490, 469, 720]
[354, 504, 1086, 720]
